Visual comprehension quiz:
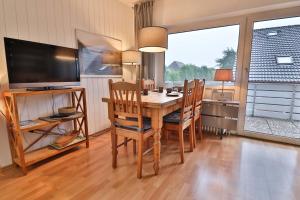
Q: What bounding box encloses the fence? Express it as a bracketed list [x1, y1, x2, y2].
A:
[246, 83, 300, 121]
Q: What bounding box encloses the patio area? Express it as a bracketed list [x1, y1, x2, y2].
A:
[245, 116, 300, 139]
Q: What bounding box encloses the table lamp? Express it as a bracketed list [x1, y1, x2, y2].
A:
[102, 52, 121, 67]
[122, 50, 142, 80]
[214, 68, 233, 97]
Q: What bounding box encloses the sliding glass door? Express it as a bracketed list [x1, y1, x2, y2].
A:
[242, 15, 300, 143]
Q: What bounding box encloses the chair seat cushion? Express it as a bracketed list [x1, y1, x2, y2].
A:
[163, 111, 181, 124]
[114, 117, 151, 132]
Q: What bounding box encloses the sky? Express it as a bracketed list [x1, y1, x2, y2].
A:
[165, 17, 300, 68]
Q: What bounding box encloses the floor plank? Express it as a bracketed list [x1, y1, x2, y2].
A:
[1, 133, 300, 200]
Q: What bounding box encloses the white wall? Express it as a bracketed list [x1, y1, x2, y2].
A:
[153, 0, 300, 27]
[0, 0, 134, 167]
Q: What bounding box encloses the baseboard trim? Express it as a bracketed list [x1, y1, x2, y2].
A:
[234, 132, 300, 147]
[90, 128, 111, 138]
[0, 163, 15, 173]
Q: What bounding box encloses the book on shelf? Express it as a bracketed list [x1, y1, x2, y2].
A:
[19, 120, 40, 128]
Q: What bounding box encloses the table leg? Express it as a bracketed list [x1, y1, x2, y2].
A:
[151, 108, 163, 175]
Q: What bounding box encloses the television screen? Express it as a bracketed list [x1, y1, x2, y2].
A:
[4, 38, 80, 88]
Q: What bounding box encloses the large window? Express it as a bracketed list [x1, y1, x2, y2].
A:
[165, 25, 240, 86]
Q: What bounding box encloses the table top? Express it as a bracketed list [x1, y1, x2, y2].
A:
[102, 91, 183, 108]
[102, 91, 240, 108]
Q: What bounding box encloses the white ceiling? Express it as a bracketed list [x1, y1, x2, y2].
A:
[118, 0, 139, 7]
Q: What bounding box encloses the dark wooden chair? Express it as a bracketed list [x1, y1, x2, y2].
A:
[142, 79, 155, 91]
[192, 79, 205, 147]
[162, 80, 196, 163]
[108, 79, 154, 178]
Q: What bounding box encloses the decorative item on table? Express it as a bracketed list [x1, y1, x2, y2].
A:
[176, 86, 183, 93]
[143, 88, 149, 95]
[166, 88, 173, 94]
[214, 68, 233, 101]
[166, 91, 179, 97]
[158, 87, 164, 93]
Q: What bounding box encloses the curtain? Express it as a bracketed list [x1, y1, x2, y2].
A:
[134, 0, 154, 79]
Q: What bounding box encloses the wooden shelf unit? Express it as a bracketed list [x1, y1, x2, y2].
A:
[3, 87, 89, 174]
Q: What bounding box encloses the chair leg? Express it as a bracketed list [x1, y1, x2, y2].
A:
[124, 137, 128, 147]
[165, 129, 169, 147]
[178, 127, 185, 163]
[189, 125, 194, 152]
[146, 139, 150, 150]
[133, 140, 137, 154]
[198, 117, 203, 140]
[137, 136, 143, 178]
[192, 119, 197, 148]
[111, 127, 118, 168]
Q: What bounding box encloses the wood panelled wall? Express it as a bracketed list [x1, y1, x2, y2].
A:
[81, 76, 122, 134]
[0, 0, 134, 167]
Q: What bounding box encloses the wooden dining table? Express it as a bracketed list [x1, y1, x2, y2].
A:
[102, 91, 183, 175]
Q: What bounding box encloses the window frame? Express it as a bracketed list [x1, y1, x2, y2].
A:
[162, 16, 247, 102]
[154, 6, 300, 145]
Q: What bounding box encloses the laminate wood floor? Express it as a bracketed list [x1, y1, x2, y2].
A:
[1, 132, 300, 200]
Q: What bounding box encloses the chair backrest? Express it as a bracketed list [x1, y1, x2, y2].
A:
[194, 79, 205, 117]
[108, 79, 144, 130]
[122, 78, 136, 84]
[142, 79, 155, 90]
[180, 80, 197, 122]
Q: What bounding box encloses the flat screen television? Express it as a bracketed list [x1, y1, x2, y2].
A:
[4, 38, 80, 89]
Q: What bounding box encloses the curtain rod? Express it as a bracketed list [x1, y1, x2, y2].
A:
[132, 0, 154, 8]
